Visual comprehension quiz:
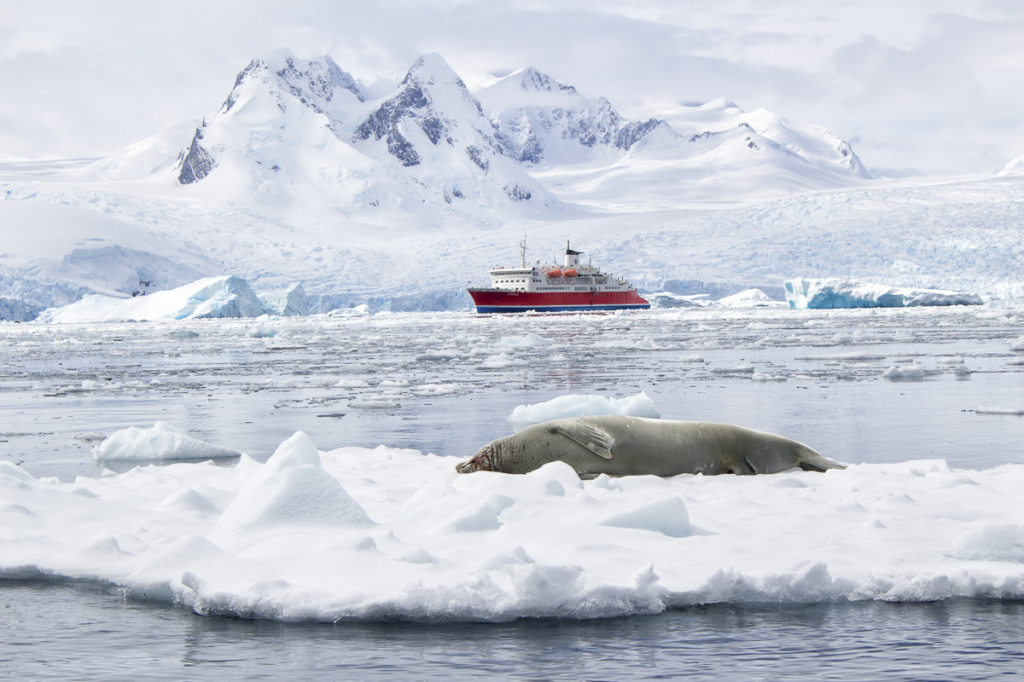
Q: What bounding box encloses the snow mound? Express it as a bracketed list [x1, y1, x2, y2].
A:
[92, 422, 240, 461]
[209, 432, 372, 544]
[37, 276, 265, 323]
[785, 278, 983, 309]
[507, 392, 660, 430]
[258, 283, 308, 317]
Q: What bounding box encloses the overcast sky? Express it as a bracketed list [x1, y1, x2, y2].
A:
[1, 0, 1021, 176]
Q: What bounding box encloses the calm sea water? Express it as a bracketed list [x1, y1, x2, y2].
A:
[2, 307, 1023, 679]
[2, 580, 1021, 681]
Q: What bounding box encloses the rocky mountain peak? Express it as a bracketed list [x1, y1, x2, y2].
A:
[222, 49, 365, 117]
[515, 67, 579, 95]
[353, 53, 491, 167]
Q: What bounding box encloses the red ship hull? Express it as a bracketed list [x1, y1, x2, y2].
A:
[468, 288, 650, 313]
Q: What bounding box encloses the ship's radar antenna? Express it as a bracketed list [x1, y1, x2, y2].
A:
[519, 235, 527, 268]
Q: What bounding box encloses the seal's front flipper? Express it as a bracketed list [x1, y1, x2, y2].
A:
[547, 420, 615, 459]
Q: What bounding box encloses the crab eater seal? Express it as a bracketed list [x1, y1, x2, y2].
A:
[455, 416, 844, 479]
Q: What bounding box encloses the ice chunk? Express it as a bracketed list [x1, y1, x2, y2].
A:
[498, 333, 552, 347]
[882, 365, 925, 380]
[247, 324, 277, 338]
[646, 292, 706, 309]
[257, 283, 308, 317]
[92, 422, 240, 461]
[1010, 336, 1024, 352]
[976, 407, 1024, 416]
[710, 364, 756, 374]
[507, 391, 660, 430]
[785, 278, 983, 309]
[479, 353, 528, 369]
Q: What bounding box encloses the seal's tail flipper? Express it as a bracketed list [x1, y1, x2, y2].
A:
[795, 445, 846, 472]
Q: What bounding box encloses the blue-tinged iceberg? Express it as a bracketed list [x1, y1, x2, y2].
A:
[785, 278, 983, 310]
[0, 297, 45, 322]
[36, 276, 265, 322]
[257, 282, 308, 316]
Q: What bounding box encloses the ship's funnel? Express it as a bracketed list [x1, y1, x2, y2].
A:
[564, 241, 582, 268]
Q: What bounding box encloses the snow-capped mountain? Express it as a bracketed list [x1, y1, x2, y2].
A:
[14, 47, 1015, 322]
[475, 67, 675, 167]
[349, 54, 553, 207]
[469, 70, 871, 206]
[86, 49, 557, 220]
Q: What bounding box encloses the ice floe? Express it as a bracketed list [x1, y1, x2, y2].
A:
[1, 434, 1022, 622]
[507, 392, 661, 430]
[92, 422, 241, 461]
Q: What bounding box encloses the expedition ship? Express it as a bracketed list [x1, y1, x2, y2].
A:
[468, 241, 650, 313]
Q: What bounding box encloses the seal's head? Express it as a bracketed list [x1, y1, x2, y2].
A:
[456, 442, 496, 474]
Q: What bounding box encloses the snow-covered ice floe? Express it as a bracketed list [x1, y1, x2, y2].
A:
[785, 278, 983, 310]
[507, 392, 661, 431]
[37, 276, 265, 323]
[92, 422, 241, 461]
[2, 432, 1022, 622]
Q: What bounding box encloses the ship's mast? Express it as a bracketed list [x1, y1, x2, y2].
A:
[519, 235, 527, 268]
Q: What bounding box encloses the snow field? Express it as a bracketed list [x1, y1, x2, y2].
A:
[1, 433, 1021, 622]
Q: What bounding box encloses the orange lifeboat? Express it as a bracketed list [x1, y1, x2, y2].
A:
[547, 270, 562, 278]
[563, 269, 578, 277]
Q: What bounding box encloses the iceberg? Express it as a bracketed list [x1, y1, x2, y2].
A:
[257, 282, 309, 317]
[0, 297, 44, 322]
[785, 278, 983, 310]
[716, 288, 783, 307]
[36, 276, 265, 322]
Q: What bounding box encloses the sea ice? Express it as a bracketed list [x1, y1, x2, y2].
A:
[92, 422, 241, 461]
[498, 333, 553, 347]
[507, 391, 661, 430]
